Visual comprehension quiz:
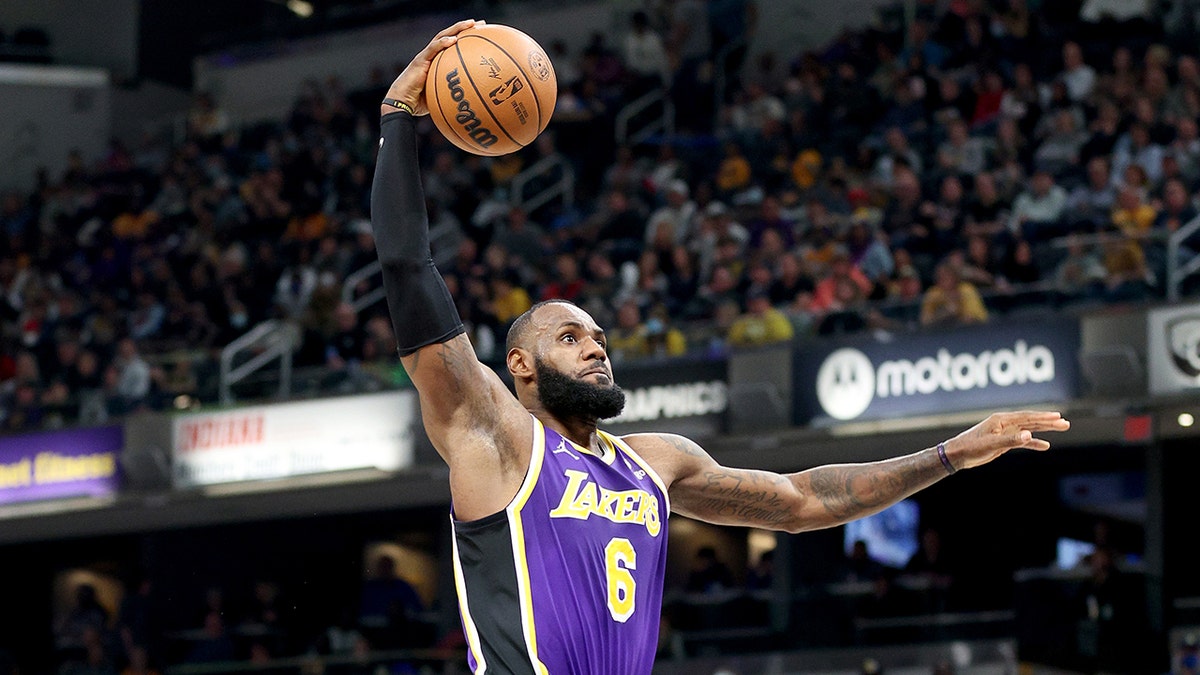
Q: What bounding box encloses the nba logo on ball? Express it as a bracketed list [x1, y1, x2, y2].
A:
[427, 24, 557, 156]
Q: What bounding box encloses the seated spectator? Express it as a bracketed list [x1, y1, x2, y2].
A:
[110, 339, 152, 415]
[183, 614, 234, 664]
[358, 556, 424, 648]
[1067, 156, 1117, 229]
[957, 235, 1001, 289]
[1054, 235, 1107, 302]
[685, 547, 736, 594]
[1111, 184, 1158, 239]
[746, 550, 775, 591]
[1112, 123, 1165, 187]
[1100, 231, 1151, 302]
[964, 172, 1010, 238]
[1009, 169, 1068, 241]
[1033, 109, 1087, 178]
[811, 249, 874, 314]
[727, 289, 794, 347]
[919, 262, 988, 327]
[607, 301, 651, 362]
[842, 539, 885, 583]
[641, 307, 687, 359]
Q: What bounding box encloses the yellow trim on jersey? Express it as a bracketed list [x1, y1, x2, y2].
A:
[449, 518, 488, 674]
[506, 416, 550, 674]
[601, 431, 672, 516]
[562, 431, 616, 465]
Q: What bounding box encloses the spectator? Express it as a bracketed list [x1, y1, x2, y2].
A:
[1067, 156, 1117, 229]
[1009, 169, 1068, 241]
[1054, 235, 1107, 302]
[727, 289, 794, 347]
[1059, 41, 1097, 103]
[110, 339, 152, 415]
[1075, 547, 1145, 673]
[1033, 109, 1088, 178]
[623, 10, 669, 96]
[903, 527, 956, 610]
[685, 546, 735, 594]
[119, 646, 159, 675]
[919, 262, 988, 327]
[358, 556, 424, 648]
[842, 539, 884, 584]
[54, 584, 109, 659]
[645, 179, 697, 253]
[183, 614, 234, 664]
[746, 549, 774, 591]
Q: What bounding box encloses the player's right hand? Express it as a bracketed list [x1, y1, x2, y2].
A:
[382, 19, 481, 117]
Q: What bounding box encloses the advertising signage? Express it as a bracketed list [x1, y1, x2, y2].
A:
[603, 356, 728, 437]
[0, 426, 123, 505]
[794, 319, 1080, 425]
[1147, 303, 1200, 396]
[173, 390, 417, 488]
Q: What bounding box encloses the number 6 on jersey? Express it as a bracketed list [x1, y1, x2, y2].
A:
[605, 537, 636, 622]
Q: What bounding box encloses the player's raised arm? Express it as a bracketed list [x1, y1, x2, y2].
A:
[627, 411, 1069, 532]
[370, 21, 530, 518]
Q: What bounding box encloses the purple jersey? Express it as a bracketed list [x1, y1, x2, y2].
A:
[451, 416, 670, 674]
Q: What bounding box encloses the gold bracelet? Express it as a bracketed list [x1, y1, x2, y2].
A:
[381, 97, 415, 115]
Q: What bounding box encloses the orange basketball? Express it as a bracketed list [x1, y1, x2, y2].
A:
[426, 23, 557, 156]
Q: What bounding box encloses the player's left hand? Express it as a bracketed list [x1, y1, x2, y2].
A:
[382, 19, 482, 116]
[943, 410, 1070, 471]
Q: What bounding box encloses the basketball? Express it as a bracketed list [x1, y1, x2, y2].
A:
[426, 23, 557, 156]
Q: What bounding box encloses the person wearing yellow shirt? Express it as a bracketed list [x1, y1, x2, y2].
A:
[920, 262, 989, 327]
[716, 142, 752, 194]
[728, 290, 795, 347]
[490, 272, 533, 326]
[1110, 185, 1158, 237]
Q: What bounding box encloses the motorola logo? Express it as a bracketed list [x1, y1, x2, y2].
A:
[816, 348, 876, 421]
[1167, 315, 1200, 378]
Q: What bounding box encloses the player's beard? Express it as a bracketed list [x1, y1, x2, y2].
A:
[534, 357, 626, 421]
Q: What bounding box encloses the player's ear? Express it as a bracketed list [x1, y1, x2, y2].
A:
[507, 346, 533, 379]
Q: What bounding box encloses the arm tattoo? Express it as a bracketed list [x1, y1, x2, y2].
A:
[805, 450, 944, 521]
[662, 434, 797, 528]
[662, 434, 708, 458]
[691, 469, 794, 527]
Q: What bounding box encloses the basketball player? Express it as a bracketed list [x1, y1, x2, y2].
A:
[372, 20, 1070, 674]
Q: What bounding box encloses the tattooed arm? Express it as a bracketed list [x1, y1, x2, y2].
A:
[626, 411, 1069, 532]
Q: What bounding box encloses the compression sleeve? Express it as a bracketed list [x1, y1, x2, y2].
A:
[370, 111, 465, 356]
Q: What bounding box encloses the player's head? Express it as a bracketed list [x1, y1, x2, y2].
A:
[506, 300, 625, 422]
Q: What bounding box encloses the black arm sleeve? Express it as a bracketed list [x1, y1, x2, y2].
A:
[370, 111, 465, 356]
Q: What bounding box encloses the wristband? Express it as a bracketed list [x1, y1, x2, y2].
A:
[382, 98, 415, 116]
[937, 442, 957, 475]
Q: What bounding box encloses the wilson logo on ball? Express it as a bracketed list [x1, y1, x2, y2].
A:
[444, 68, 499, 149]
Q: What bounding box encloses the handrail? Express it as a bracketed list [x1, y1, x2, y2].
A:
[509, 154, 574, 215]
[341, 259, 384, 314]
[218, 320, 296, 405]
[615, 89, 674, 146]
[1167, 212, 1200, 302]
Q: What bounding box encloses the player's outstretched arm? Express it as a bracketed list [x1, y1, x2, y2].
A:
[371, 21, 530, 517]
[627, 411, 1069, 532]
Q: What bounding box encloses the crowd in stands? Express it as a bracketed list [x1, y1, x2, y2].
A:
[1, 3, 1198, 435]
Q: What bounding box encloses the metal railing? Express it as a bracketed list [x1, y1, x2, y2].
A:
[1167, 212, 1200, 302]
[615, 89, 674, 146]
[342, 259, 384, 314]
[218, 320, 299, 405]
[509, 153, 574, 215]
